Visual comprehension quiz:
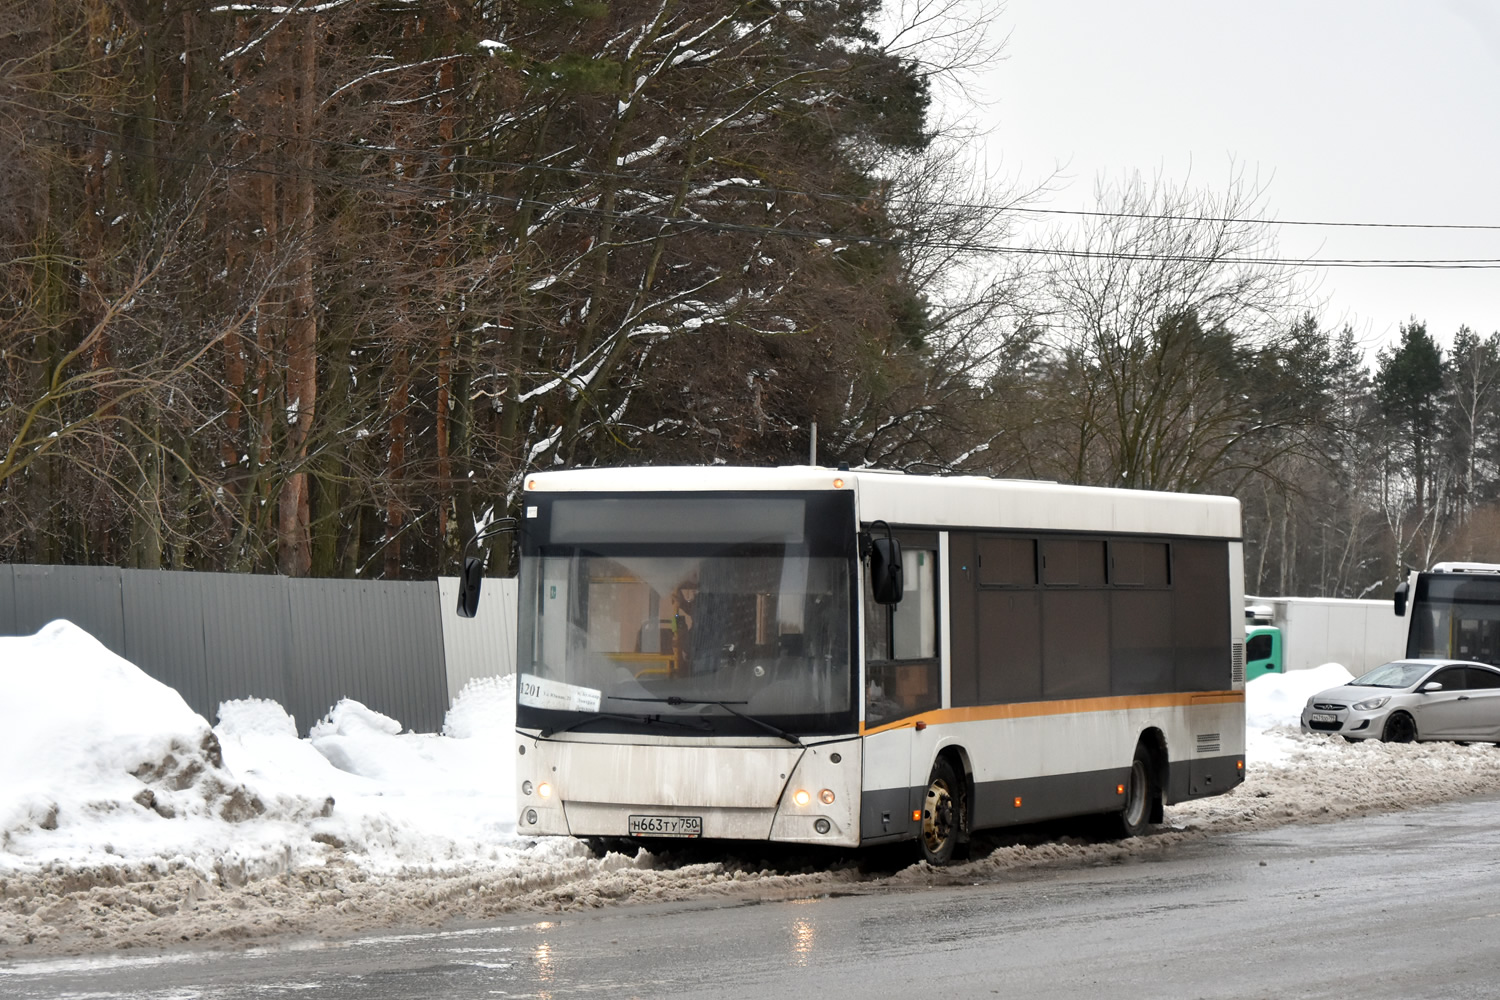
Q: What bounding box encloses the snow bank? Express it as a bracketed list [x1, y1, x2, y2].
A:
[1245, 662, 1354, 765]
[1246, 662, 1354, 730]
[0, 622, 524, 881]
[0, 622, 272, 868]
[443, 674, 514, 739]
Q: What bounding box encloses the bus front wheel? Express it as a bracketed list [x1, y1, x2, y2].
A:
[920, 757, 967, 866]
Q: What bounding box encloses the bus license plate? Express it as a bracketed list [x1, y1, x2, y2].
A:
[628, 815, 703, 838]
[1309, 713, 1338, 724]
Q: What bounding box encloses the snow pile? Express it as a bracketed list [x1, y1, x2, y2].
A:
[0, 622, 277, 867]
[443, 674, 515, 739]
[0, 622, 526, 880]
[1244, 662, 1354, 765]
[1246, 662, 1353, 730]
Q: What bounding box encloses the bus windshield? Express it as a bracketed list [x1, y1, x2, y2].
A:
[1410, 574, 1500, 666]
[515, 494, 855, 735]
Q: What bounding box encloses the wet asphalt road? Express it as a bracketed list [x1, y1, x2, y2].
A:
[7, 796, 1500, 1000]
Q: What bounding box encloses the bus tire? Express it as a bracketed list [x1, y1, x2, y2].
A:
[1111, 744, 1155, 839]
[920, 757, 966, 866]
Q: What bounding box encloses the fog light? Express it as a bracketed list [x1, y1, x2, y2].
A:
[819, 789, 835, 805]
[814, 818, 831, 835]
[522, 781, 534, 796]
[525, 808, 538, 825]
[793, 789, 811, 807]
[537, 782, 553, 799]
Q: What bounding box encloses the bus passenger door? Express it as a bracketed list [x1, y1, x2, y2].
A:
[861, 532, 942, 844]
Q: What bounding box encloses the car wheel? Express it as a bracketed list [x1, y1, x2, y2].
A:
[1382, 711, 1418, 743]
[919, 757, 966, 866]
[1108, 744, 1156, 838]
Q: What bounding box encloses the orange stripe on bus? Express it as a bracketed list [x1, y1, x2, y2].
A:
[859, 690, 1245, 736]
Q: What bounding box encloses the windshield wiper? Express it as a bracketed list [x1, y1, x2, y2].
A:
[538, 712, 712, 738]
[611, 696, 805, 747]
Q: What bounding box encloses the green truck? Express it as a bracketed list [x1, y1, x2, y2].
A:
[1245, 617, 1283, 681]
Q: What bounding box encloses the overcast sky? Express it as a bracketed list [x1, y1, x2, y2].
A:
[964, 0, 1500, 357]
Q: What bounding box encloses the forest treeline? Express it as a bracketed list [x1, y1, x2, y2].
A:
[2, 0, 1496, 599]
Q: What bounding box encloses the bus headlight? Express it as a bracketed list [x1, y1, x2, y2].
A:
[814, 818, 831, 835]
[819, 789, 835, 805]
[522, 781, 533, 796]
[792, 789, 811, 807]
[537, 782, 553, 799]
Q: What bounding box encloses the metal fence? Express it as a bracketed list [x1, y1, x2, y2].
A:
[0, 564, 516, 735]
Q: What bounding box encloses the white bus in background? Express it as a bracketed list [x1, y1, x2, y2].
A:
[463, 466, 1246, 864]
[1397, 562, 1500, 666]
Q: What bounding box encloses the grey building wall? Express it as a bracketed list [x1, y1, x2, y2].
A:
[0, 566, 517, 735]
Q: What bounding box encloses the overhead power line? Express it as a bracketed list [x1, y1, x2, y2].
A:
[37, 117, 1500, 271]
[61, 109, 1500, 234]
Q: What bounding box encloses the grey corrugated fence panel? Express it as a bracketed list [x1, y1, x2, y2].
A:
[286, 578, 447, 735]
[0, 564, 15, 635]
[1, 565, 453, 736]
[120, 570, 213, 718]
[8, 565, 126, 653]
[180, 572, 292, 725]
[438, 577, 517, 701]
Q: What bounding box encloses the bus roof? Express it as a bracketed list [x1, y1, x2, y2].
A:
[524, 466, 1242, 540]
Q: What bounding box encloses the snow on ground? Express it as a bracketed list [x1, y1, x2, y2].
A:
[4, 622, 1500, 961]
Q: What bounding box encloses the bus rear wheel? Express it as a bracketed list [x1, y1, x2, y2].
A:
[1110, 745, 1156, 839]
[920, 757, 966, 866]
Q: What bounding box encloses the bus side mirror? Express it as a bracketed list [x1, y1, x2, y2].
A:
[455, 516, 518, 618]
[457, 556, 485, 619]
[1394, 580, 1409, 617]
[870, 536, 904, 605]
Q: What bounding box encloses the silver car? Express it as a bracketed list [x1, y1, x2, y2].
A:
[1300, 659, 1500, 743]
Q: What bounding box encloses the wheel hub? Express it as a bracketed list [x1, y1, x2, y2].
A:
[924, 780, 953, 851]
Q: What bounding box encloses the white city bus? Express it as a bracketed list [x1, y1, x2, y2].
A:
[488, 466, 1246, 864]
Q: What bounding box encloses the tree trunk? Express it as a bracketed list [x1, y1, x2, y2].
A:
[276, 15, 318, 577]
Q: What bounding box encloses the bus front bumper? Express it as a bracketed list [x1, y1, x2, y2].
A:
[514, 734, 861, 848]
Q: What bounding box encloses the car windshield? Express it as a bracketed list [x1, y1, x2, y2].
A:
[1350, 661, 1435, 689]
[515, 493, 855, 735]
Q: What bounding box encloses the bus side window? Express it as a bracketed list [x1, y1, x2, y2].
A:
[865, 548, 940, 725]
